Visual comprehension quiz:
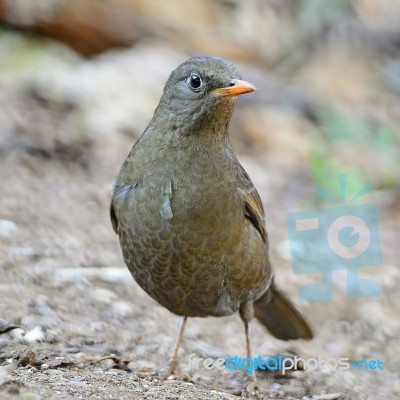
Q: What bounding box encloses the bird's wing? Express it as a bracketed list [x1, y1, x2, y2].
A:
[110, 200, 119, 234]
[110, 182, 139, 234]
[237, 163, 268, 245]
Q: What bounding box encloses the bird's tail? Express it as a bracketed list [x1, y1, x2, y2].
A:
[254, 282, 313, 340]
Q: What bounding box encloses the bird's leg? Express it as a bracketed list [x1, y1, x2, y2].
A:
[244, 321, 258, 385]
[162, 316, 187, 378]
[240, 303, 258, 392]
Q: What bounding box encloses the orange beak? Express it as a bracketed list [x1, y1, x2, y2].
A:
[211, 79, 256, 97]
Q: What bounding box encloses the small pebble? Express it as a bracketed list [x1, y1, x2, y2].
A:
[55, 267, 131, 284]
[105, 369, 120, 376]
[0, 220, 18, 237]
[24, 326, 45, 343]
[0, 366, 11, 385]
[61, 347, 80, 354]
[8, 247, 35, 262]
[111, 301, 133, 317]
[90, 287, 117, 305]
[18, 349, 36, 367]
[312, 394, 341, 400]
[99, 358, 115, 370]
[70, 379, 86, 386]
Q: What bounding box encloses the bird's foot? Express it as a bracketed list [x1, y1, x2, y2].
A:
[160, 369, 193, 383]
[160, 358, 180, 380]
[244, 380, 258, 395]
[225, 379, 259, 397]
[243, 373, 259, 396]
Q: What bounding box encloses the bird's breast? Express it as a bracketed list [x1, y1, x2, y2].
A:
[113, 139, 264, 317]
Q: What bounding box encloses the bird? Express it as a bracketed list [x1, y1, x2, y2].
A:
[110, 56, 313, 386]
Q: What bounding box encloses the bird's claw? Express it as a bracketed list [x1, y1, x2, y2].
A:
[160, 359, 179, 380]
[244, 380, 259, 395]
[243, 373, 260, 396]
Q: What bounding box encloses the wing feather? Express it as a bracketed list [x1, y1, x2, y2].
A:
[237, 164, 268, 245]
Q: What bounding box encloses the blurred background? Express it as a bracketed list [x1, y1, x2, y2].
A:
[0, 1, 399, 399]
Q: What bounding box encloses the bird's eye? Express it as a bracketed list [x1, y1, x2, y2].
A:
[188, 73, 202, 90]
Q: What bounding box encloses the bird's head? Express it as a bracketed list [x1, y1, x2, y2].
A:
[151, 56, 255, 138]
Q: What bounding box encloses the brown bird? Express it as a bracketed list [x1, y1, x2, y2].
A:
[110, 56, 312, 385]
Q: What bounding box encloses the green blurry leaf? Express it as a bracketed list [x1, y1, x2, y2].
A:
[299, 0, 353, 35]
[317, 108, 370, 141]
[376, 126, 397, 151]
[310, 140, 371, 206]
